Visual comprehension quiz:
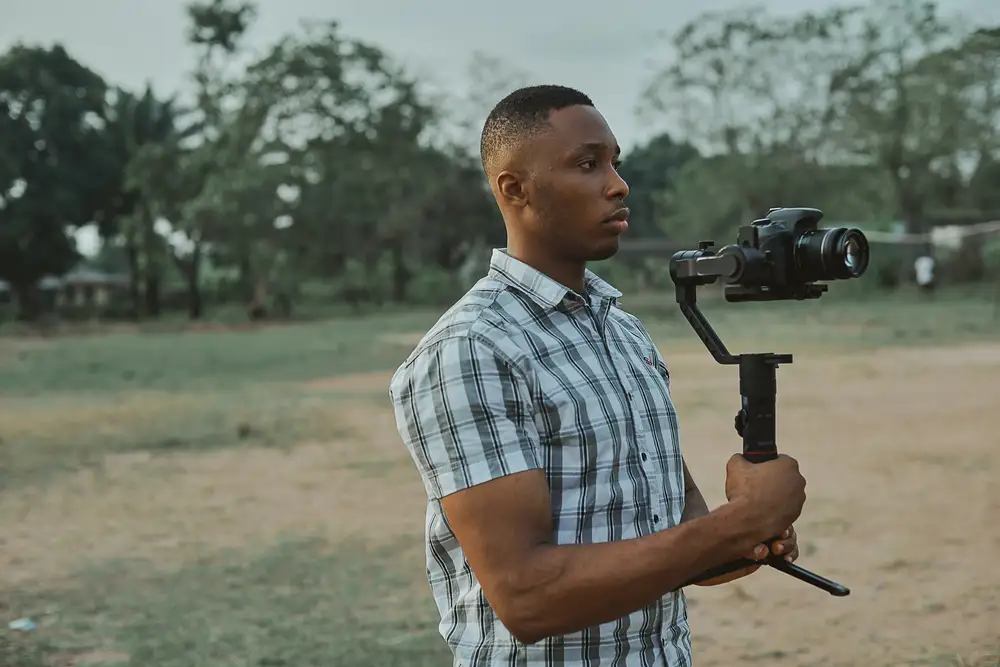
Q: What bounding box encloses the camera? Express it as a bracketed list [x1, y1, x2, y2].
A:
[669, 207, 870, 302]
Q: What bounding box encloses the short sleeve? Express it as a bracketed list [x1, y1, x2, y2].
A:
[389, 335, 542, 500]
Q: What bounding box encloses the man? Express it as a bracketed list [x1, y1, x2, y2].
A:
[914, 248, 935, 297]
[388, 85, 807, 666]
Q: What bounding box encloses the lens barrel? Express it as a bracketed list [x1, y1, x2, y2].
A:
[794, 227, 869, 282]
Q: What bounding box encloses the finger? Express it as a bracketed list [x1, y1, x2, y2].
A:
[785, 526, 797, 560]
[771, 537, 800, 561]
[770, 538, 793, 555]
[746, 544, 769, 560]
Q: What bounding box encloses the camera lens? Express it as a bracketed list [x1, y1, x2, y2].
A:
[794, 227, 870, 282]
[842, 232, 868, 275]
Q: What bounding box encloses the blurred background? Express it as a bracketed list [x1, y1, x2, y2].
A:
[1, 1, 998, 666]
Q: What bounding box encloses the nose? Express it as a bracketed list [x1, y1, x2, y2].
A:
[607, 167, 629, 200]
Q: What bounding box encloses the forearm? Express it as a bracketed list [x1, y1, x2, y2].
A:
[504, 501, 762, 643]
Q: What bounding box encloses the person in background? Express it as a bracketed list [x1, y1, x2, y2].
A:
[914, 245, 936, 296]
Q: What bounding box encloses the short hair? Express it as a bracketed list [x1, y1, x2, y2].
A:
[479, 84, 594, 176]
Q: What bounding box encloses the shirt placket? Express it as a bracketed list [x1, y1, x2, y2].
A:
[593, 298, 670, 532]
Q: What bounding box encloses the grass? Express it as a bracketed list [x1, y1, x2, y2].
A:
[3, 537, 449, 667]
[0, 308, 442, 395]
[624, 283, 1000, 351]
[1, 286, 998, 667]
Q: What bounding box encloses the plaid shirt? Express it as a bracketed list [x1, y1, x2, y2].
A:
[389, 249, 691, 666]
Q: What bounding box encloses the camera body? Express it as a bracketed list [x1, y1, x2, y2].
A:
[670, 207, 870, 303]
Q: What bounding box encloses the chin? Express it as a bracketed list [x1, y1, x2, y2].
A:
[586, 239, 621, 262]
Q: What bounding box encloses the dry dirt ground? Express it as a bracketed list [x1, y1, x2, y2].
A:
[2, 340, 999, 666]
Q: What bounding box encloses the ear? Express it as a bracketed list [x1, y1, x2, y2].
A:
[495, 170, 528, 209]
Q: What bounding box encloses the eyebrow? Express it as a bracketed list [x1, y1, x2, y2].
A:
[574, 141, 621, 156]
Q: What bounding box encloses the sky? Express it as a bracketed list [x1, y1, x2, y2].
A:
[5, 0, 998, 150]
[2, 0, 998, 254]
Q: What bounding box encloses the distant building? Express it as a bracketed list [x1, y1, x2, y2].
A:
[0, 268, 130, 313]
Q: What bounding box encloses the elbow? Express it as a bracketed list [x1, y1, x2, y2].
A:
[511, 628, 547, 646]
[488, 553, 565, 645]
[493, 597, 549, 645]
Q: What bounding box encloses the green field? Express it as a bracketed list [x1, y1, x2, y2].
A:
[2, 286, 999, 667]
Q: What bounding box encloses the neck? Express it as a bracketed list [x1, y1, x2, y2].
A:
[505, 238, 587, 294]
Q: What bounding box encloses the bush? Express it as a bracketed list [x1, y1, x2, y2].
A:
[406, 265, 470, 306]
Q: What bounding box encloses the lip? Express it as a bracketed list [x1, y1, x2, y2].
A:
[603, 207, 630, 223]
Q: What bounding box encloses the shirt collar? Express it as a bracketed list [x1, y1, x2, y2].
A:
[488, 248, 623, 309]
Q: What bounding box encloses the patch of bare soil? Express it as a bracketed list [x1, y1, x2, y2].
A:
[0, 399, 422, 589]
[302, 371, 395, 393]
[671, 342, 1000, 666]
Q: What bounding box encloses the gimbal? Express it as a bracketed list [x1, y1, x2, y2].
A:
[671, 240, 851, 597]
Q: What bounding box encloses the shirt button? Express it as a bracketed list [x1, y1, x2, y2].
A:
[653, 514, 660, 523]
[641, 452, 648, 461]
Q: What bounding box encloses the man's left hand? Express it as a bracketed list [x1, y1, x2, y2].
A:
[694, 525, 799, 587]
[769, 525, 799, 563]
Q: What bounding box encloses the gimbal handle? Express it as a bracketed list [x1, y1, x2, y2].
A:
[680, 352, 849, 596]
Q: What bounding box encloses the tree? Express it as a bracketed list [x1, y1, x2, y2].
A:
[822, 0, 985, 232]
[638, 3, 885, 240]
[443, 51, 533, 159]
[237, 18, 464, 303]
[0, 43, 113, 319]
[123, 0, 261, 320]
[96, 84, 180, 318]
[959, 26, 1000, 212]
[639, 0, 998, 249]
[616, 132, 699, 239]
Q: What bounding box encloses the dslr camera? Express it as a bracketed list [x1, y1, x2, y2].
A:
[669, 207, 870, 302]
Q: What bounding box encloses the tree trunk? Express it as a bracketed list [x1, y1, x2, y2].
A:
[144, 274, 161, 318]
[125, 232, 143, 320]
[390, 238, 410, 302]
[888, 167, 926, 285]
[179, 243, 203, 320]
[188, 275, 203, 320]
[170, 244, 204, 320]
[139, 203, 162, 318]
[238, 254, 253, 303]
[13, 283, 41, 322]
[248, 277, 268, 321]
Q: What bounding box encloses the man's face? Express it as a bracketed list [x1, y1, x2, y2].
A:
[520, 105, 631, 262]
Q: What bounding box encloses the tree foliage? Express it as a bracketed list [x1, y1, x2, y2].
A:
[0, 0, 996, 322]
[0, 44, 111, 317]
[641, 0, 999, 246]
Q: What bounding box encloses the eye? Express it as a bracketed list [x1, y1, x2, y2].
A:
[611, 158, 622, 170]
[578, 158, 597, 170]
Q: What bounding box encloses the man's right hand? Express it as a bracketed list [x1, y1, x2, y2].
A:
[724, 453, 807, 540]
